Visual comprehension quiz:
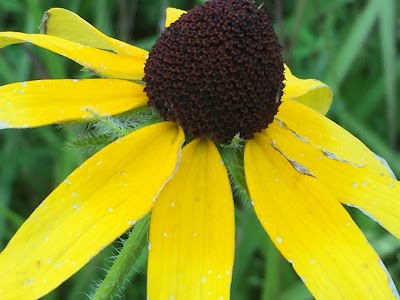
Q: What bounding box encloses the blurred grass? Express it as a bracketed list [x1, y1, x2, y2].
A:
[0, 0, 399, 299]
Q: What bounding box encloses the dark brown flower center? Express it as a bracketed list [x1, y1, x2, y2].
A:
[143, 0, 284, 143]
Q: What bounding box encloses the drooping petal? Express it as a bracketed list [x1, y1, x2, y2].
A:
[0, 122, 184, 300]
[276, 100, 391, 176]
[245, 133, 399, 300]
[148, 139, 234, 300]
[165, 7, 186, 28]
[282, 65, 333, 115]
[0, 32, 145, 80]
[0, 79, 147, 128]
[41, 8, 148, 58]
[265, 120, 400, 239]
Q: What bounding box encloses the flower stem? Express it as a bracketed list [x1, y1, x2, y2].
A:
[91, 214, 150, 300]
[219, 146, 252, 204]
[261, 237, 282, 300]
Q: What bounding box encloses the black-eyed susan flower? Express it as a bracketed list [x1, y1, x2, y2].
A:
[0, 0, 399, 299]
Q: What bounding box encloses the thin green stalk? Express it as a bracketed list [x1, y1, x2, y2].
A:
[332, 0, 379, 85]
[261, 238, 282, 300]
[91, 214, 150, 300]
[378, 0, 397, 149]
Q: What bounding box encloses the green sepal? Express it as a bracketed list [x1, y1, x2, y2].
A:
[90, 215, 150, 300]
[219, 143, 252, 205]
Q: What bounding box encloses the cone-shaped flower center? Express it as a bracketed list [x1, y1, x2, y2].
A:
[144, 0, 284, 143]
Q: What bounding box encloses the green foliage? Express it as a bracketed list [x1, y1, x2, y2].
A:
[0, 0, 399, 299]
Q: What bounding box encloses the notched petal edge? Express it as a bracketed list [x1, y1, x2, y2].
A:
[271, 139, 316, 177]
[275, 116, 368, 169]
[39, 11, 50, 34]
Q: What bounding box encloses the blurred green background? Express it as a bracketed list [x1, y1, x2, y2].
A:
[0, 0, 399, 299]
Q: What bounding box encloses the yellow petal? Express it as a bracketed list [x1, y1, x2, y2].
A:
[276, 100, 390, 175]
[0, 32, 145, 80]
[283, 65, 333, 115]
[265, 119, 400, 238]
[148, 139, 234, 300]
[41, 8, 148, 58]
[0, 79, 147, 128]
[165, 8, 186, 28]
[0, 122, 184, 300]
[245, 133, 399, 300]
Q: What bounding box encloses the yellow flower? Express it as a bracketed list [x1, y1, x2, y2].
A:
[0, 1, 399, 299]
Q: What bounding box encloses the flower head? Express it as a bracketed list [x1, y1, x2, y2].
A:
[0, 1, 399, 299]
[144, 0, 284, 142]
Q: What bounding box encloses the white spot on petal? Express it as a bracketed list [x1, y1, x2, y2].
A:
[163, 232, 168, 237]
[108, 207, 113, 212]
[24, 279, 34, 286]
[352, 183, 358, 188]
[276, 237, 282, 243]
[170, 202, 175, 207]
[201, 277, 206, 282]
[71, 192, 77, 197]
